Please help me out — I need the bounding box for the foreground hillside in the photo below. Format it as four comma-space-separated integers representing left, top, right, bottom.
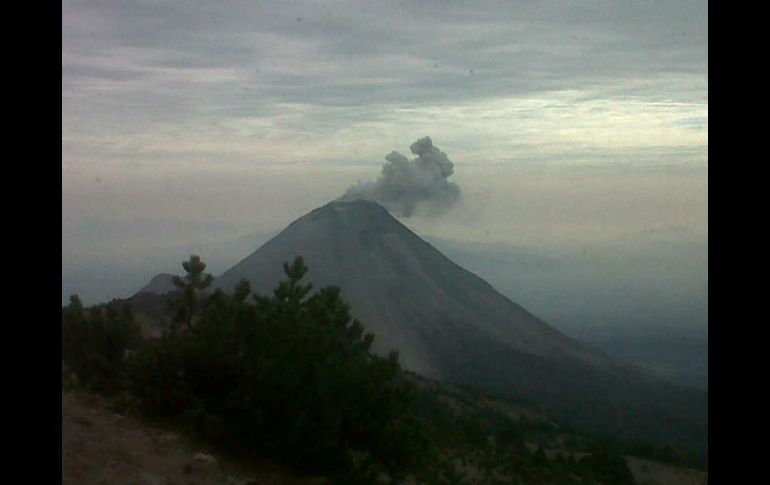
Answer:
62, 389, 322, 485
65, 266, 708, 481
63, 383, 707, 485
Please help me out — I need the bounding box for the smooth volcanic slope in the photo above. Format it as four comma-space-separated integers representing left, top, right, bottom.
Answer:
213, 199, 613, 381
135, 273, 177, 295
188, 199, 704, 457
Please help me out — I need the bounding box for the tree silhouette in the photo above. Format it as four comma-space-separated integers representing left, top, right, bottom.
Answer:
233, 278, 252, 303
273, 256, 313, 304
171, 255, 214, 330
62, 296, 141, 393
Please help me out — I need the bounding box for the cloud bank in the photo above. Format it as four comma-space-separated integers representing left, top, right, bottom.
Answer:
62, 0, 707, 166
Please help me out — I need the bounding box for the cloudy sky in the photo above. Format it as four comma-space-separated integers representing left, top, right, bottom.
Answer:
62, 0, 707, 335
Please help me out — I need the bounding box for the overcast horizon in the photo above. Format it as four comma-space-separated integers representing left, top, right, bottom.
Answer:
63, 1, 707, 339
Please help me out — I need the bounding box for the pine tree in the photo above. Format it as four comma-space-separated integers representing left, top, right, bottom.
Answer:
273, 256, 313, 304
233, 279, 252, 303
271, 256, 313, 323
171, 255, 214, 330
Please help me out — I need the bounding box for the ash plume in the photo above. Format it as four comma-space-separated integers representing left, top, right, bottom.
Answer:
341, 137, 461, 217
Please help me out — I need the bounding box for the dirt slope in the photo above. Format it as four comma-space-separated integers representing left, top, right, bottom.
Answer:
62, 389, 324, 485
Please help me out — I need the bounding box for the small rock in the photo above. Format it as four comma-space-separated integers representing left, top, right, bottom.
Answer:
193, 452, 217, 465
156, 432, 178, 448
185, 452, 220, 477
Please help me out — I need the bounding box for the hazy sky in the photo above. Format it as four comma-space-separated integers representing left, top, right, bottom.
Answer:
62, 0, 707, 334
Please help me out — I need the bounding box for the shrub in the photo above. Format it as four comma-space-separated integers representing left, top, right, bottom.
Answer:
127, 257, 429, 475
62, 296, 142, 394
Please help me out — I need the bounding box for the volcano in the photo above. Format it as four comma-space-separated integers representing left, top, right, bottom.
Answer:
214, 199, 614, 381
132, 198, 706, 456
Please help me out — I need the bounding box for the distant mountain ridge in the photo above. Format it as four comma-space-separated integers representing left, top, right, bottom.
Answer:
135, 273, 177, 295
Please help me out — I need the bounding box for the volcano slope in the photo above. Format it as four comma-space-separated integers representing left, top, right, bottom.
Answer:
207, 199, 706, 459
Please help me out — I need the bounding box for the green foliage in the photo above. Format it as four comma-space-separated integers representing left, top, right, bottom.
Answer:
62, 296, 142, 394
232, 279, 251, 303
62, 254, 696, 482
129, 256, 427, 475
170, 254, 214, 329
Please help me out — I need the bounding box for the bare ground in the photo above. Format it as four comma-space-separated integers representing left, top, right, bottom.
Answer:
626, 456, 707, 485
63, 387, 708, 485
62, 389, 326, 485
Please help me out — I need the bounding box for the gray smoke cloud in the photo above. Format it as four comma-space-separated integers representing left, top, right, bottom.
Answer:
341, 137, 461, 217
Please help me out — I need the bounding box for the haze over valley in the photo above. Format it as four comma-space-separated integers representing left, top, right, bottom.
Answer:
63, 158, 707, 389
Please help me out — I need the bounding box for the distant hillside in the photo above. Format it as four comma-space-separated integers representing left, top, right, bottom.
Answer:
591, 331, 708, 390
424, 236, 709, 391
135, 273, 177, 295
